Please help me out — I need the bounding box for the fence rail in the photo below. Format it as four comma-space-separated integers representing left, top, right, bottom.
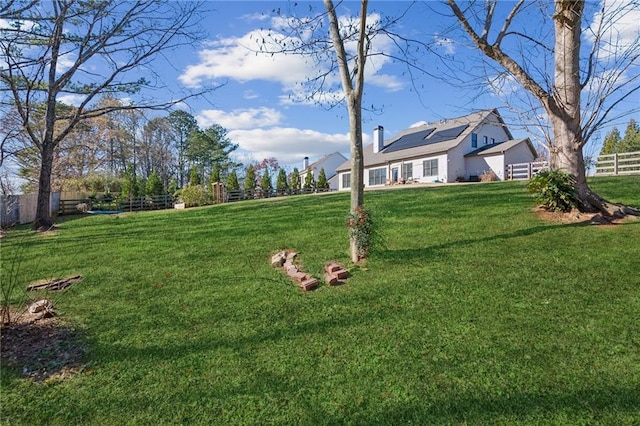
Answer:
59, 194, 175, 215
507, 151, 640, 180
595, 151, 640, 175
506, 161, 549, 180
225, 187, 331, 202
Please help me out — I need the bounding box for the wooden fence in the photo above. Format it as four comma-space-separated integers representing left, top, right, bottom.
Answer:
1, 192, 60, 228
225, 187, 332, 202
594, 151, 640, 175
507, 151, 640, 180
506, 161, 549, 180
59, 194, 175, 215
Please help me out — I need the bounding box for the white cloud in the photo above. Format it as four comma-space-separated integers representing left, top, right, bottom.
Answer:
589, 0, 640, 49
196, 107, 283, 130
434, 35, 456, 56
409, 120, 427, 128
179, 11, 405, 100
179, 29, 311, 88
57, 94, 85, 106
243, 90, 260, 100
229, 127, 358, 164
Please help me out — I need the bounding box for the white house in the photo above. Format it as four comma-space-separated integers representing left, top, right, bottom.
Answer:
335, 109, 537, 190
300, 152, 348, 190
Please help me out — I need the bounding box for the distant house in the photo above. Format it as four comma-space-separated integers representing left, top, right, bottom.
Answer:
335, 109, 536, 190
300, 152, 348, 190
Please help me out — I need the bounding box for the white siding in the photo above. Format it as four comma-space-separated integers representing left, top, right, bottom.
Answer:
465, 155, 506, 180
504, 142, 536, 165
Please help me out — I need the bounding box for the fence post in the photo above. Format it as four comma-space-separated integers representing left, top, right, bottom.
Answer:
527, 163, 532, 179
614, 153, 618, 175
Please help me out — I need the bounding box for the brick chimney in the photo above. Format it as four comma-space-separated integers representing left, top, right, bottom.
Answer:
373, 126, 384, 153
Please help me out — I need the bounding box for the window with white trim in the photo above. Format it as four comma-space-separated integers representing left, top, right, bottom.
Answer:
401, 163, 413, 180
423, 159, 438, 177
368, 168, 386, 185
342, 173, 351, 189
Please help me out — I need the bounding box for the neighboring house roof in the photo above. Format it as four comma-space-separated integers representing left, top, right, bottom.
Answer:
302, 151, 347, 179
336, 109, 513, 172
464, 138, 537, 158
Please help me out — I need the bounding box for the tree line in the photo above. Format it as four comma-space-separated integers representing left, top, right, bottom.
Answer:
599, 119, 640, 156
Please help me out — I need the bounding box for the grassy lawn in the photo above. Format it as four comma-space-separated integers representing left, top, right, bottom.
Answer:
1, 176, 639, 425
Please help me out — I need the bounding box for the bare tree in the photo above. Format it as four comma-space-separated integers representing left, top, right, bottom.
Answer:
445, 0, 640, 217
258, 1, 418, 262
0, 0, 213, 229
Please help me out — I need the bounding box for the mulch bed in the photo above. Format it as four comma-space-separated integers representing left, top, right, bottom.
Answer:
1, 309, 87, 382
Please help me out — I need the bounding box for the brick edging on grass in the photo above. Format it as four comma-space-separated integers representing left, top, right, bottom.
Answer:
271, 250, 349, 291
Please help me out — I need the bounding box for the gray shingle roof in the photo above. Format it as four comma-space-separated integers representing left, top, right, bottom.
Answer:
336, 109, 511, 172
464, 138, 536, 157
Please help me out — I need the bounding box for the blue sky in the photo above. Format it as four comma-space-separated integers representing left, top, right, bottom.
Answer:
35, 1, 640, 172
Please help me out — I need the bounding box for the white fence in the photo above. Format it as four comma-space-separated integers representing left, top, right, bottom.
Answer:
594, 151, 640, 175
506, 161, 549, 180
507, 151, 640, 180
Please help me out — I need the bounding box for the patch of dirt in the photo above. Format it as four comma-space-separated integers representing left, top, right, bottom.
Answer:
0, 309, 87, 382
533, 206, 639, 226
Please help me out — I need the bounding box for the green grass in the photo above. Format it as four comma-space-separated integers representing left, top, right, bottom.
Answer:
2, 176, 639, 425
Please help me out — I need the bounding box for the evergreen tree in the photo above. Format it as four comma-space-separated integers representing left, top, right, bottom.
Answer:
260, 168, 273, 196
168, 178, 179, 195
245, 164, 257, 191
303, 170, 315, 191
276, 168, 289, 194
599, 127, 621, 156
290, 167, 301, 193
188, 166, 201, 186
145, 172, 164, 196
211, 163, 221, 183
317, 167, 329, 190
620, 119, 640, 153
121, 164, 139, 198
227, 170, 240, 190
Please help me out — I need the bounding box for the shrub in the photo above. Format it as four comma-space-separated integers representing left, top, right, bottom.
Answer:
527, 169, 578, 212
177, 185, 214, 207
480, 170, 498, 182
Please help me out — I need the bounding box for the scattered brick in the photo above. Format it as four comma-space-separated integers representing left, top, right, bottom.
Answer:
272, 251, 351, 291
324, 273, 339, 286
271, 251, 287, 267
299, 278, 319, 291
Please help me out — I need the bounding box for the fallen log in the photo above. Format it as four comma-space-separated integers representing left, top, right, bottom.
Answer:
27, 275, 84, 292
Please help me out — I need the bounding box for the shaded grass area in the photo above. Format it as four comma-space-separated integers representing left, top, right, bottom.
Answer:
1, 176, 639, 424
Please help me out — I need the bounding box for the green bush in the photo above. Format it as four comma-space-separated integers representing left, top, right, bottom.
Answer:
527, 169, 578, 212
177, 185, 214, 207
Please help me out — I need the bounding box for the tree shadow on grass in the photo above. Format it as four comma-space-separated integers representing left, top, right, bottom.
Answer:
304, 385, 640, 424
377, 222, 590, 263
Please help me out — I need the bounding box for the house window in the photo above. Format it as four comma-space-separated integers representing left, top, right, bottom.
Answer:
368, 168, 386, 186
423, 159, 438, 177
490, 137, 495, 144
483, 136, 488, 145
401, 163, 413, 180
342, 173, 351, 189
471, 133, 478, 148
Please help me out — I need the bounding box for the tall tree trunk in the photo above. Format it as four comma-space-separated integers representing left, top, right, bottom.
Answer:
550, 1, 606, 214
348, 95, 365, 263
34, 142, 55, 230
325, 0, 368, 263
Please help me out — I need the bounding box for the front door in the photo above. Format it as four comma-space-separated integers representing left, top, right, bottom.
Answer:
392, 167, 399, 183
